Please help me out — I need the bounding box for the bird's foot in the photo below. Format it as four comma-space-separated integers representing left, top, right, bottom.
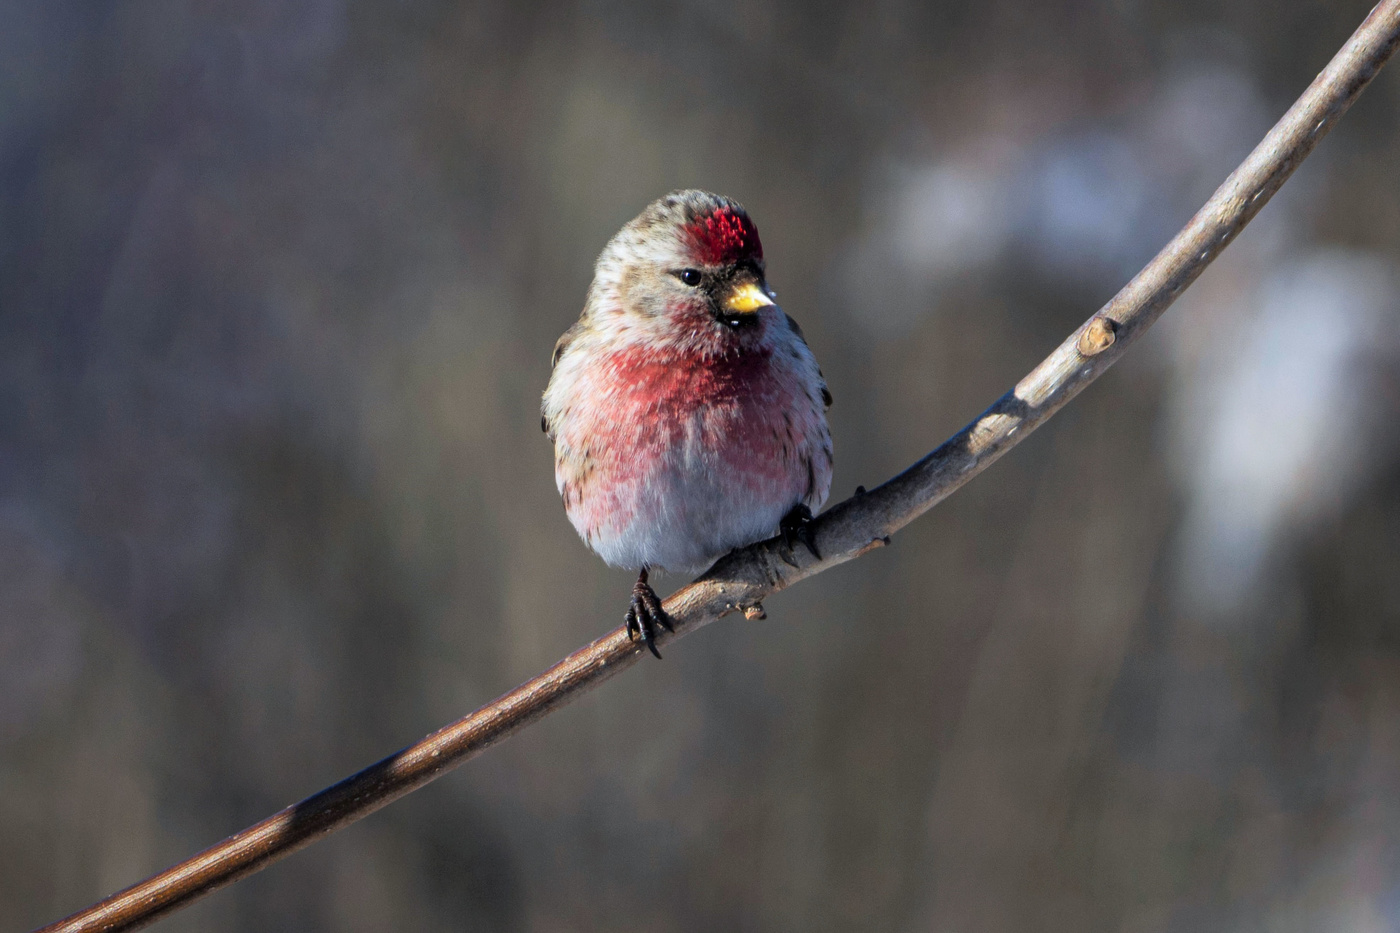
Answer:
624, 568, 673, 659
780, 503, 821, 563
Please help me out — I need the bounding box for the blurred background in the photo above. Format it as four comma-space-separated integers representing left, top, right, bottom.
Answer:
4, 1, 1400, 930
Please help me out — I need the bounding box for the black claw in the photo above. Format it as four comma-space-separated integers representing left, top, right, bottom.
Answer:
625, 570, 671, 659
780, 503, 821, 560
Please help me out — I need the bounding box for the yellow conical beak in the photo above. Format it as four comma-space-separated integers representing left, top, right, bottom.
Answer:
724, 281, 775, 314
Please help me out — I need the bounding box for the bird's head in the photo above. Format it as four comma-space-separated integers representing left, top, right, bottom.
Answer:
587, 190, 777, 345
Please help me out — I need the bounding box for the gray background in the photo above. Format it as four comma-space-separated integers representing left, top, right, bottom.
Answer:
5, 1, 1400, 930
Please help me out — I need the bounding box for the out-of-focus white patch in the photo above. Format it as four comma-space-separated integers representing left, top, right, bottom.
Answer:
1144, 62, 1269, 185
839, 158, 1014, 338
1171, 250, 1400, 617
890, 162, 1014, 278
838, 58, 1269, 336
1253, 863, 1400, 933
1020, 133, 1148, 281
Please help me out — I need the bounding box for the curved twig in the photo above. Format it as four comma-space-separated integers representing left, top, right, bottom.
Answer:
34, 3, 1400, 931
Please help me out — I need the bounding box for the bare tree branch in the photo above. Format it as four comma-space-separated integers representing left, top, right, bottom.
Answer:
33, 3, 1400, 931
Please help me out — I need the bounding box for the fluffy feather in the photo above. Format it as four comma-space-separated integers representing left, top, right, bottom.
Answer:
543, 190, 832, 574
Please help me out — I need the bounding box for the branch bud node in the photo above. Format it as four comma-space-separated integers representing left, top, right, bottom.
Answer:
1078, 317, 1118, 357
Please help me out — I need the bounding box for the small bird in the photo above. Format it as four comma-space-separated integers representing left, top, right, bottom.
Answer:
542, 190, 833, 657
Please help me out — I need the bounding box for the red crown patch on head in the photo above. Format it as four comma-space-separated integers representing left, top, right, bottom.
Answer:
686, 207, 763, 265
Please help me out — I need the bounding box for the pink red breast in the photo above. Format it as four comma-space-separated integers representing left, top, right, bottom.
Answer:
553, 324, 830, 570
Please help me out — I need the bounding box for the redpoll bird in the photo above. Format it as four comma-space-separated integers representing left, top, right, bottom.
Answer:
542, 190, 833, 657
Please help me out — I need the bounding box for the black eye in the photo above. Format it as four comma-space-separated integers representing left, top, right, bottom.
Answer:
679, 269, 702, 286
